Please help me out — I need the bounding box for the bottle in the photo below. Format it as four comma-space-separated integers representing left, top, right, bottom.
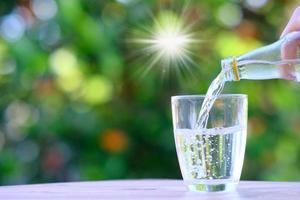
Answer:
222, 31, 300, 82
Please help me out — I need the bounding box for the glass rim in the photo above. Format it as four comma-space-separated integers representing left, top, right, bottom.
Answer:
171, 94, 247, 101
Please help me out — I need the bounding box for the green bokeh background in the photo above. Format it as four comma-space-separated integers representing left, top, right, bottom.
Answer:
0, 0, 299, 185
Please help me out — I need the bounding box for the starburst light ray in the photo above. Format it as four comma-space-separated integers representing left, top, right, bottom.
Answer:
130, 10, 200, 78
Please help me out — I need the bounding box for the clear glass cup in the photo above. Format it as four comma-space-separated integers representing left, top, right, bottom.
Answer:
171, 94, 247, 192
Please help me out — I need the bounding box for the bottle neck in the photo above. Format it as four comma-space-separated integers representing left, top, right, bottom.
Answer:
221, 57, 240, 82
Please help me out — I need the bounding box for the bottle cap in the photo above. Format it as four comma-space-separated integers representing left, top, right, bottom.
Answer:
232, 57, 240, 81
221, 57, 240, 81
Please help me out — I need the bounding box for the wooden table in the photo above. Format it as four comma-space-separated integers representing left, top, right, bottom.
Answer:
0, 180, 299, 199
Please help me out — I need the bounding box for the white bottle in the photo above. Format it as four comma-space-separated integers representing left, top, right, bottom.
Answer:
222, 31, 300, 82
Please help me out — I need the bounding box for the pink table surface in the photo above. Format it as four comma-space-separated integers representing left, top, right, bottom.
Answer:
0, 179, 299, 200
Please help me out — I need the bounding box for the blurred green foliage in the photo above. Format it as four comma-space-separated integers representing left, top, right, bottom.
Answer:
0, 0, 299, 185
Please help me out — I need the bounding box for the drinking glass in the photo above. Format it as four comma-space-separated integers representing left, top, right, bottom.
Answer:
171, 94, 247, 192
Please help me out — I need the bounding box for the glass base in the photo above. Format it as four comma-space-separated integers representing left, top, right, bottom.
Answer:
188, 182, 236, 192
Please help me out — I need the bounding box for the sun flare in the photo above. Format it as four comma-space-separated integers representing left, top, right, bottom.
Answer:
131, 11, 199, 76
